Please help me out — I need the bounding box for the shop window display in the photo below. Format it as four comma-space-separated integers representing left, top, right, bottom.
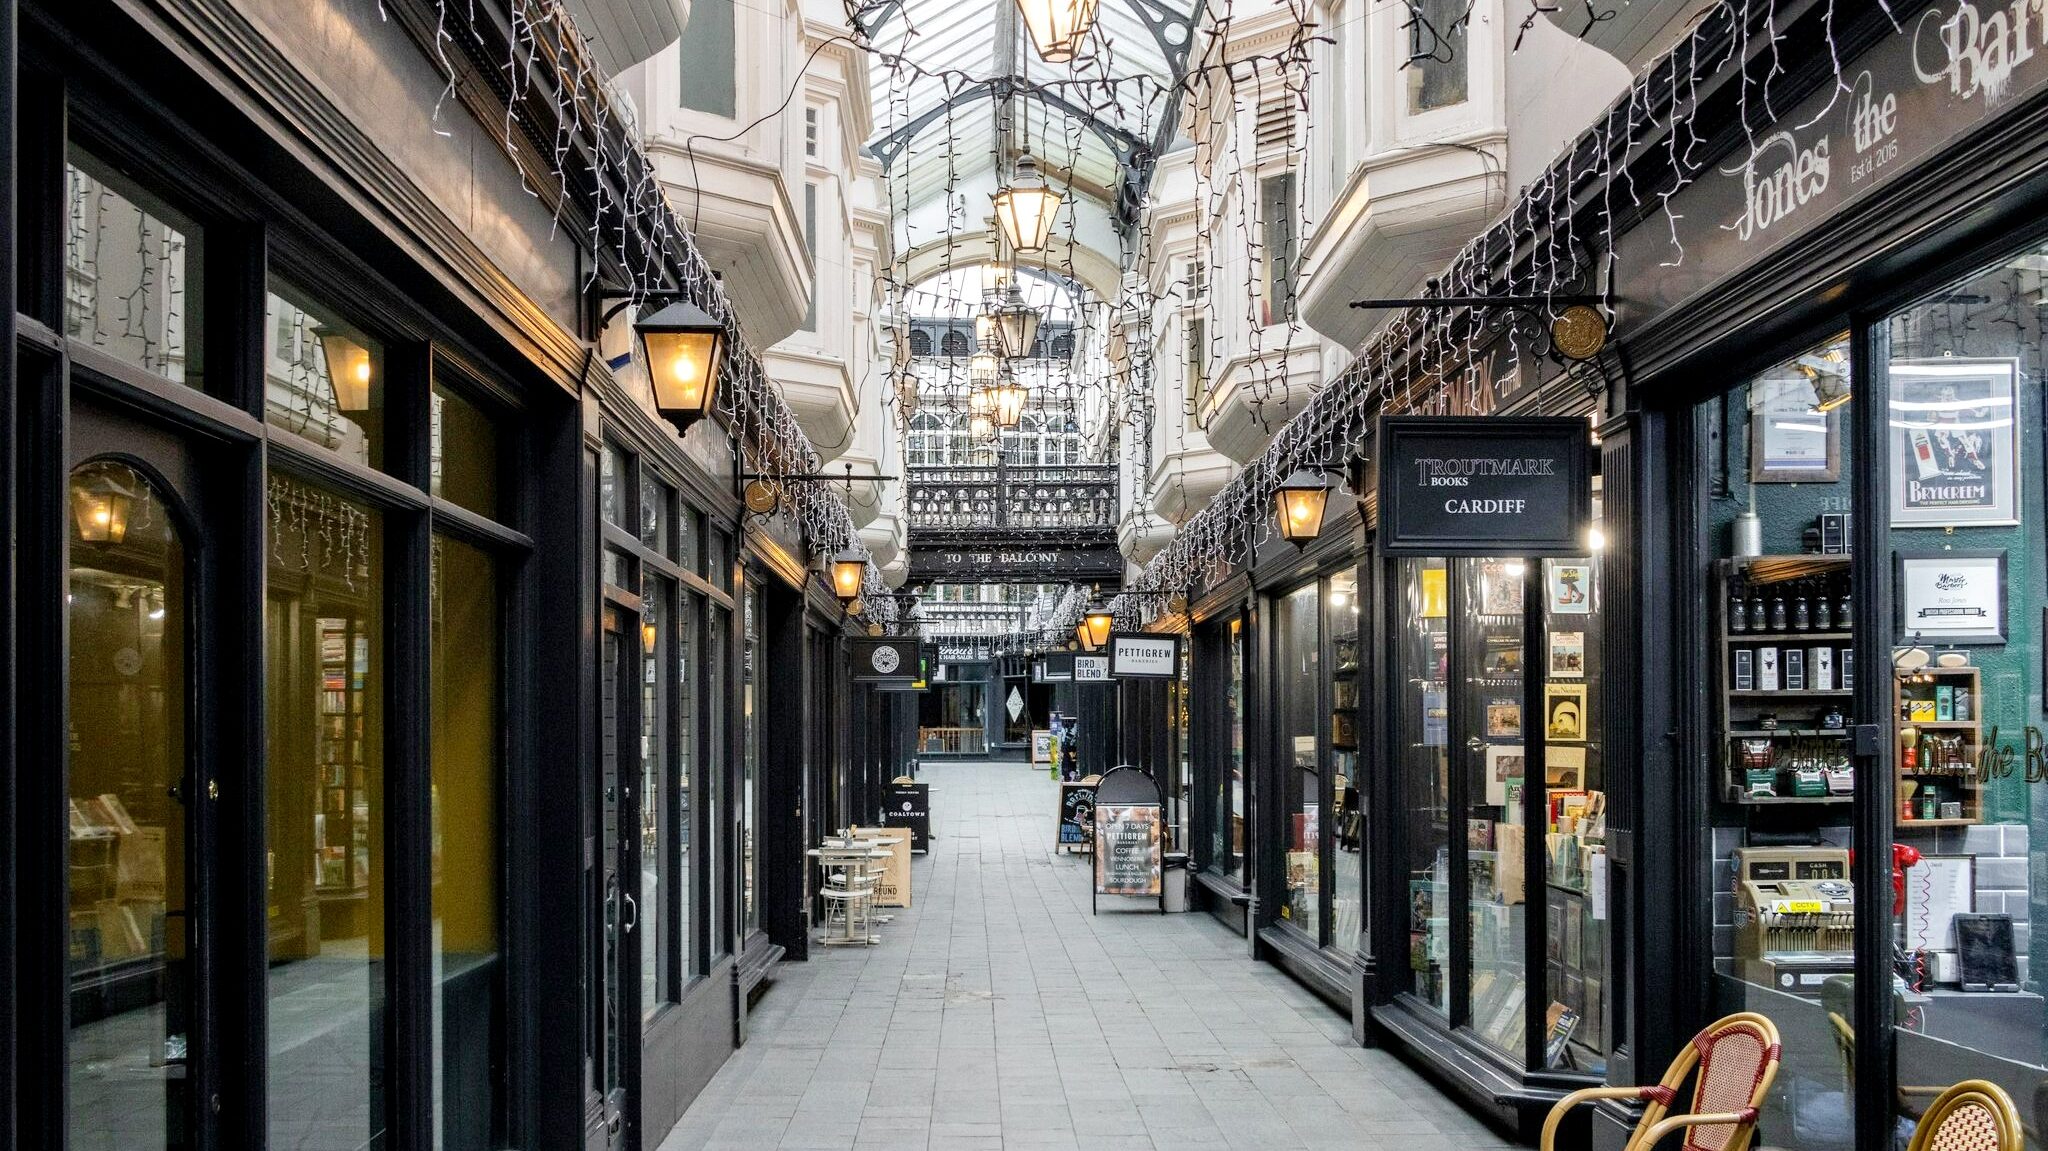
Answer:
1279, 583, 1322, 933
1882, 243, 2048, 1136
1204, 616, 1247, 880
1329, 571, 1364, 956
430, 535, 504, 1150
264, 475, 387, 1149
742, 588, 760, 936
1400, 557, 1451, 1015
1396, 540, 1607, 1068
1540, 552, 1605, 1073
1704, 334, 1862, 1147
642, 575, 673, 1017
708, 608, 729, 954
1459, 558, 1533, 1060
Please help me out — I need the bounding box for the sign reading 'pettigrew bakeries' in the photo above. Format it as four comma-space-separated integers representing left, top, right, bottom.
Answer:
1108, 634, 1179, 679
1377, 417, 1592, 556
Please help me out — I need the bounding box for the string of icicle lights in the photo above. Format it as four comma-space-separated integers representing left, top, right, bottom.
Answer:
391, 0, 1895, 640
1108, 0, 1895, 632
396, 0, 897, 623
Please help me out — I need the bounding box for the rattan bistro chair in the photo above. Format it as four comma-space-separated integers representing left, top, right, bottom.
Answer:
1540, 1012, 1781, 1151
1907, 1080, 2024, 1151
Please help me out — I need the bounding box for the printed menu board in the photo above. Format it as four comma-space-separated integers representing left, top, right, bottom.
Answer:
1094, 804, 1162, 897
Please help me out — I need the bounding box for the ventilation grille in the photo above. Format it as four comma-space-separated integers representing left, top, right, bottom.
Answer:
1256, 96, 1295, 149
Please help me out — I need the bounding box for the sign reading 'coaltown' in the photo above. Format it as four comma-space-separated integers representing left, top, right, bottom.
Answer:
1377, 417, 1593, 556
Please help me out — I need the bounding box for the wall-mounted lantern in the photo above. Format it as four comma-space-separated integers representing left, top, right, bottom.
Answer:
1274, 468, 1334, 546
635, 299, 728, 432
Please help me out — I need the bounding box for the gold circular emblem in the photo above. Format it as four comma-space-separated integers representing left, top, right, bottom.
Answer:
1550, 305, 1608, 361
743, 479, 779, 515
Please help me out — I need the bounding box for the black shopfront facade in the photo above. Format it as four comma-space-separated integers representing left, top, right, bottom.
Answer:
1175, 1, 2048, 1144
0, 1, 860, 1149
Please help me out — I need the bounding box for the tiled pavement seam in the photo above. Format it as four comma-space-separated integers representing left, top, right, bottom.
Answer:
655, 760, 1526, 1151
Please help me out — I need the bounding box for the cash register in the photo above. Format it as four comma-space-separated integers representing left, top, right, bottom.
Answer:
1734, 846, 1857, 997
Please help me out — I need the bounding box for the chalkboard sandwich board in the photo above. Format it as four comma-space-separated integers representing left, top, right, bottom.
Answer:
885, 782, 930, 852
1058, 781, 1096, 853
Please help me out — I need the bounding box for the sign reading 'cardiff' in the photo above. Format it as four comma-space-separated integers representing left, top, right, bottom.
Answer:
1377, 416, 1592, 556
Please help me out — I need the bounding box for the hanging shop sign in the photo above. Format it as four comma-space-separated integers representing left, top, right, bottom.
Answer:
1377, 417, 1593, 557
851, 637, 921, 683
1073, 654, 1111, 682
911, 545, 1122, 581
1618, 2, 2048, 320
1107, 633, 1180, 679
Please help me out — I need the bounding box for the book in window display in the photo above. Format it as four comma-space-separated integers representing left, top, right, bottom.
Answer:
1479, 561, 1525, 615
1544, 684, 1588, 742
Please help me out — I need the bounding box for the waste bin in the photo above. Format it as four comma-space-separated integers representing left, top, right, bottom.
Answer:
1163, 852, 1190, 912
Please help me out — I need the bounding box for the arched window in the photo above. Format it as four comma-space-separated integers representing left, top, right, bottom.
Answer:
908, 411, 943, 467
1049, 333, 1074, 360
908, 328, 932, 356
939, 329, 969, 357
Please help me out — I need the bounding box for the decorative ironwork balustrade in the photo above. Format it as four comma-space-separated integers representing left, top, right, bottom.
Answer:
906, 463, 1118, 535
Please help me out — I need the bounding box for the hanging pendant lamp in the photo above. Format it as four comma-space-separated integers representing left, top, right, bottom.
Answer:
991, 281, 1042, 359
1014, 0, 1101, 63
992, 156, 1061, 254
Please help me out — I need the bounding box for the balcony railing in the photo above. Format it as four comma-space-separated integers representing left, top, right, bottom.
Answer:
907, 463, 1118, 533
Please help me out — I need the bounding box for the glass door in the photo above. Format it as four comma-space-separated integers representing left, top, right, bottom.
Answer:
1458, 558, 1531, 1057
64, 411, 215, 1150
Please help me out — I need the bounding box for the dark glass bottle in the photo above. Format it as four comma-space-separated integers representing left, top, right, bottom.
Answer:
1769, 595, 1789, 632
1750, 595, 1767, 632
1837, 589, 1853, 628
1793, 591, 1811, 631
1730, 592, 1748, 633
1815, 594, 1833, 631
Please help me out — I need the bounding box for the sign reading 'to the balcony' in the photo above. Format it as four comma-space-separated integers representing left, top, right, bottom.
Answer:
1377, 416, 1593, 557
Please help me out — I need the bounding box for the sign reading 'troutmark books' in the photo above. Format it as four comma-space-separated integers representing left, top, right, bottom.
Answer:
1377, 416, 1592, 557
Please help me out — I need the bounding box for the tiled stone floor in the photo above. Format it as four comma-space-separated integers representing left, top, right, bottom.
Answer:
656, 759, 1524, 1151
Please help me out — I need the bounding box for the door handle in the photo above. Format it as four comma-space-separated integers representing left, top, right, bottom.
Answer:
621, 892, 638, 934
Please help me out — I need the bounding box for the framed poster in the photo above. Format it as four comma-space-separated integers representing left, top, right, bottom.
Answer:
1895, 550, 2007, 645
1544, 560, 1593, 615
1750, 375, 1842, 482
1485, 698, 1522, 740
1485, 745, 1525, 805
1545, 684, 1589, 743
1888, 358, 2019, 527
1548, 630, 1585, 678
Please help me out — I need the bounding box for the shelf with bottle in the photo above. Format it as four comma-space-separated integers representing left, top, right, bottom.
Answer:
1895, 663, 1982, 826
1721, 555, 1854, 637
